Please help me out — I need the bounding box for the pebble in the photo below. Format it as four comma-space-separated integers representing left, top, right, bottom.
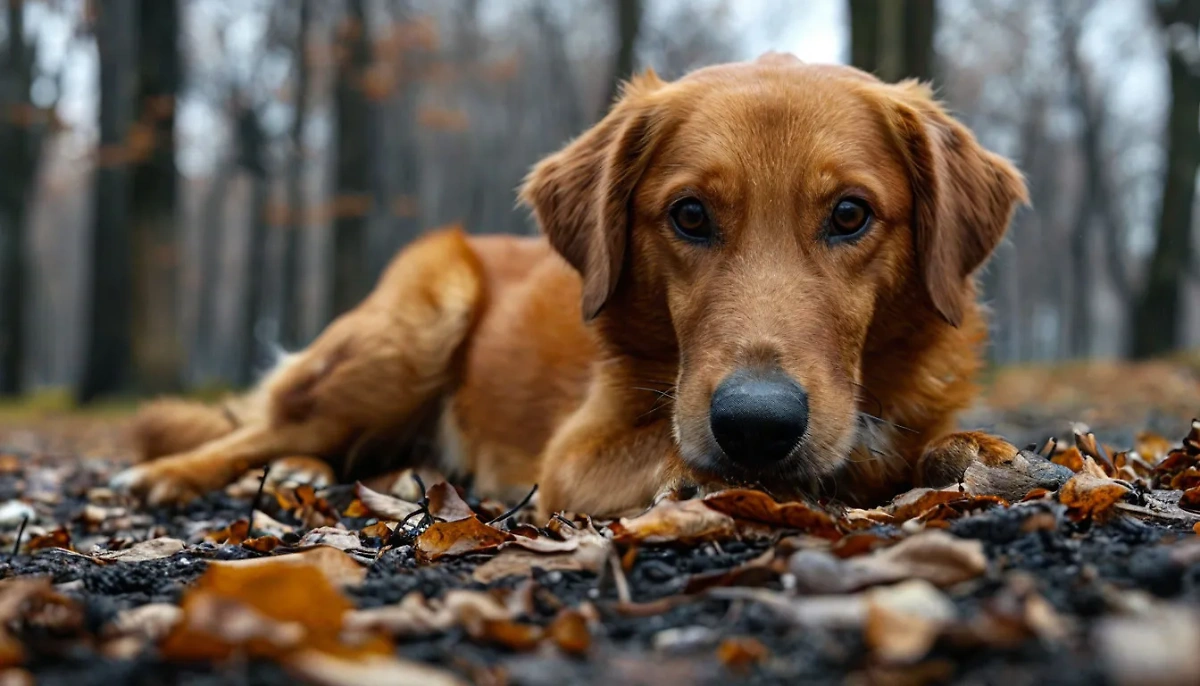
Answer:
0, 500, 35, 528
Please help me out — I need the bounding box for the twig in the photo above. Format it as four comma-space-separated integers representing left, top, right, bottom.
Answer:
552, 513, 578, 529
11, 515, 27, 556
487, 484, 538, 525
247, 464, 271, 535
608, 551, 631, 605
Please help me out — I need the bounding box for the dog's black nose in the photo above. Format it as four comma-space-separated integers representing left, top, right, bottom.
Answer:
709, 369, 809, 465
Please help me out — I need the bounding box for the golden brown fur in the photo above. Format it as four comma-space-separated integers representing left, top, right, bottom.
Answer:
115, 55, 1028, 518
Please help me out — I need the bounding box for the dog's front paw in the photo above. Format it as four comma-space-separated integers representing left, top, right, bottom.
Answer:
914, 431, 1019, 489
110, 460, 209, 507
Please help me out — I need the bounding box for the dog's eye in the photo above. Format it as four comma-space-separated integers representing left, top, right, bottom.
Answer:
669, 199, 714, 243
829, 198, 873, 239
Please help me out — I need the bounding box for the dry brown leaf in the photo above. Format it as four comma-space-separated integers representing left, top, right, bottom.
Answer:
297, 527, 362, 551
472, 619, 543, 651
103, 603, 182, 642
161, 556, 389, 663
288, 651, 467, 686
211, 545, 368, 586
242, 536, 282, 554
1135, 431, 1173, 466
609, 498, 737, 545
353, 482, 421, 521
702, 489, 841, 540
1181, 486, 1200, 512
93, 537, 184, 563
717, 636, 769, 669
788, 530, 986, 594
345, 589, 518, 638
1058, 473, 1130, 519
1095, 606, 1200, 686
342, 499, 370, 518
888, 488, 969, 522
0, 578, 84, 667
360, 521, 393, 539
426, 482, 475, 522
547, 608, 591, 656
205, 519, 249, 545
1052, 446, 1085, 473
415, 516, 513, 562
863, 579, 956, 664
472, 532, 611, 583
25, 527, 72, 552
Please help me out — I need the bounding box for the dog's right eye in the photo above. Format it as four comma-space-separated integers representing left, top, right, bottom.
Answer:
669, 199, 715, 244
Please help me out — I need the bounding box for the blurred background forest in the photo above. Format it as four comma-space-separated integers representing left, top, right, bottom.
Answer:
0, 0, 1197, 405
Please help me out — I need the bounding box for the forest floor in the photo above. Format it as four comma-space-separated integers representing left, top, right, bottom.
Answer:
0, 358, 1198, 685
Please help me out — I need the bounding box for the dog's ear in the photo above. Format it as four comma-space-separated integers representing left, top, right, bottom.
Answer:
519, 71, 666, 321
876, 81, 1029, 327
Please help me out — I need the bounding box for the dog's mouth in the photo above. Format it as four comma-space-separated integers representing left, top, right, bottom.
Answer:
675, 423, 838, 501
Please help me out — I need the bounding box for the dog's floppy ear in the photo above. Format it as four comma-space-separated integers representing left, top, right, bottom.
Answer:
519, 71, 666, 321
876, 81, 1029, 327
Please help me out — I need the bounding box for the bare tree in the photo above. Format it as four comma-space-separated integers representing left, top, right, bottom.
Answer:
330, 0, 374, 318
236, 101, 270, 386
0, 0, 35, 395
79, 0, 138, 403
277, 0, 311, 349
849, 0, 937, 82
1132, 0, 1200, 358
602, 0, 642, 115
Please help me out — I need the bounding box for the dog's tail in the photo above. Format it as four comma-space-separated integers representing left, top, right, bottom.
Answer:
127, 397, 242, 461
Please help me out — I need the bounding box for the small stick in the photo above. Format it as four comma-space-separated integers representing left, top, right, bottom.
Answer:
552, 513, 578, 530
608, 552, 631, 605
487, 484, 538, 525
12, 515, 28, 556
248, 464, 271, 534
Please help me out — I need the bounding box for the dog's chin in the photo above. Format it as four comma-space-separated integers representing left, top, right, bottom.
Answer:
676, 431, 842, 500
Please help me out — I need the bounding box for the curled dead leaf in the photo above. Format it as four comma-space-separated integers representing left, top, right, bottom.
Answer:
211, 545, 369, 587
414, 516, 513, 562
93, 537, 184, 563
353, 482, 421, 521
24, 527, 71, 553
345, 588, 525, 639
1058, 473, 1130, 519
472, 524, 611, 583
788, 530, 986, 594
702, 489, 841, 540
205, 519, 249, 545
425, 482, 475, 522
609, 498, 736, 546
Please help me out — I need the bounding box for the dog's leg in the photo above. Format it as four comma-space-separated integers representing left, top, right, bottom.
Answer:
114, 227, 487, 506
111, 419, 352, 507
913, 430, 1020, 489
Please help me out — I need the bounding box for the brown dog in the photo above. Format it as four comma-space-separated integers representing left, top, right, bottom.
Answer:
112, 54, 1028, 519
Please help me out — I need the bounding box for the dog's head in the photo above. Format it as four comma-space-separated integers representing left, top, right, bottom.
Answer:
520, 54, 1027, 493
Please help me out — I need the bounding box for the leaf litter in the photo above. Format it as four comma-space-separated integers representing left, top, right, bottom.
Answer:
0, 414, 1199, 683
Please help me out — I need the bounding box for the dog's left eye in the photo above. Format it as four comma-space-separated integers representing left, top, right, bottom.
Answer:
669, 199, 715, 244
829, 198, 873, 239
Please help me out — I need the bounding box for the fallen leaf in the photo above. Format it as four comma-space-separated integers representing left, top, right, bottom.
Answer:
888, 488, 969, 522
205, 519, 250, 545
93, 537, 185, 563
343, 499, 370, 518
684, 548, 778, 593
415, 516, 513, 562
471, 527, 612, 583
1052, 446, 1085, 473
1134, 431, 1173, 466
243, 536, 282, 554
211, 545, 369, 586
288, 651, 466, 686
609, 498, 736, 545
473, 619, 543, 651
426, 482, 475, 522
717, 636, 769, 670
547, 608, 591, 656
104, 603, 182, 642
702, 489, 841, 540
354, 481, 421, 521
297, 527, 362, 551
788, 530, 986, 594
1058, 473, 1130, 519
864, 579, 956, 664
161, 555, 389, 663
24, 526, 71, 552
345, 589, 518, 638
1094, 606, 1200, 686
963, 450, 1074, 502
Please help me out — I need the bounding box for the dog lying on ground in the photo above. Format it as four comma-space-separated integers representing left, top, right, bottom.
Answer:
113, 54, 1028, 519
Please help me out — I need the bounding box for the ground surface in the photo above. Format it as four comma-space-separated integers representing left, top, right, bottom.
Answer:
0, 360, 1197, 686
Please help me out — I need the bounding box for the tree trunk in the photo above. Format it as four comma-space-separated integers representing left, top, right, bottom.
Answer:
79, 0, 138, 403
1132, 3, 1200, 358
278, 0, 311, 349
129, 0, 182, 393
331, 0, 373, 319
602, 0, 642, 115
901, 0, 936, 82
0, 0, 33, 395
848, 0, 880, 74
237, 105, 270, 386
